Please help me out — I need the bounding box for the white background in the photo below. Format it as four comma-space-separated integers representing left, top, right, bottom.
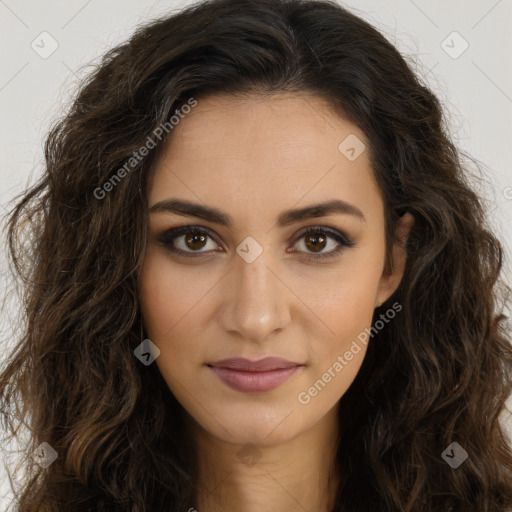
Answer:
1, 0, 511, 507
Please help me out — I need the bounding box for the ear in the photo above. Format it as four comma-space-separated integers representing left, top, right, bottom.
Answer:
375, 212, 415, 308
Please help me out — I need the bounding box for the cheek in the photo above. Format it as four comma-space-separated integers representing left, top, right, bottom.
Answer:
138, 253, 175, 339
297, 285, 378, 412
307, 247, 385, 338
301, 242, 386, 386
137, 248, 218, 388
138, 253, 197, 394
138, 232, 386, 392
306, 283, 376, 383
138, 247, 212, 339
326, 271, 381, 341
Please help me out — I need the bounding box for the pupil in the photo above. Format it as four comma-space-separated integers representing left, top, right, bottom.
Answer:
305, 233, 326, 252
183, 232, 328, 253
186, 233, 206, 250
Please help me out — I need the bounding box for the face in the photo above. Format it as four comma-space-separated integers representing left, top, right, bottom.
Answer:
138, 92, 411, 447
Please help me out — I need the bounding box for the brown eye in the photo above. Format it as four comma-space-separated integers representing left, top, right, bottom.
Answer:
184, 232, 208, 251
158, 226, 220, 256
291, 227, 355, 261
304, 232, 328, 253
158, 225, 355, 261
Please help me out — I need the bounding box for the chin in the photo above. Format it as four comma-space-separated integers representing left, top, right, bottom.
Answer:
191, 405, 301, 445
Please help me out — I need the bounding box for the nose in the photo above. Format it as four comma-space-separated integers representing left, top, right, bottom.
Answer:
217, 249, 292, 343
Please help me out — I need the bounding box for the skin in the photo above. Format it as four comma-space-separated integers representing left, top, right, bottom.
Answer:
138, 92, 415, 512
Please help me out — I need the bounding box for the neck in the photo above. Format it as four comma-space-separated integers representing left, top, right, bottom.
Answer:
188, 405, 342, 512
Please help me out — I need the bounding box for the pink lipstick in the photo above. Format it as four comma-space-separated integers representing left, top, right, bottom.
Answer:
206, 357, 303, 393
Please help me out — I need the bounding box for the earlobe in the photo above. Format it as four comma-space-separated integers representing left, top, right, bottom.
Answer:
375, 212, 415, 307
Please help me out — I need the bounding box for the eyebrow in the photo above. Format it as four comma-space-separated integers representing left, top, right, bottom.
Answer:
149, 198, 366, 226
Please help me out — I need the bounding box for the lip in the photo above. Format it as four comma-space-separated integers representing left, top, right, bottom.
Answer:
208, 357, 302, 371
207, 357, 304, 393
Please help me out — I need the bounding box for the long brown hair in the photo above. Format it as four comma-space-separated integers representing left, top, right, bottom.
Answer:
1, 0, 511, 510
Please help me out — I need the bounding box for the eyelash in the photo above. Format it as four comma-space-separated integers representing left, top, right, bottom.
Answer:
157, 225, 355, 261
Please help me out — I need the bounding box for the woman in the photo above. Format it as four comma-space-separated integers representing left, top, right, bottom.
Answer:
1, 0, 511, 510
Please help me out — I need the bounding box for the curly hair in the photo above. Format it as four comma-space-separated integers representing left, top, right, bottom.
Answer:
1, 0, 511, 510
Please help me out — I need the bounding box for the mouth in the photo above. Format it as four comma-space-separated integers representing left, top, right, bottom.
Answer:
206, 357, 304, 393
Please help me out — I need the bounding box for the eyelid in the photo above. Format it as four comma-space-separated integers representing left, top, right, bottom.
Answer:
288, 226, 355, 261
292, 225, 354, 247
157, 224, 355, 259
157, 225, 221, 256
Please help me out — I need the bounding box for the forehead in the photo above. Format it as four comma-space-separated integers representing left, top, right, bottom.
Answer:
148, 92, 383, 225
